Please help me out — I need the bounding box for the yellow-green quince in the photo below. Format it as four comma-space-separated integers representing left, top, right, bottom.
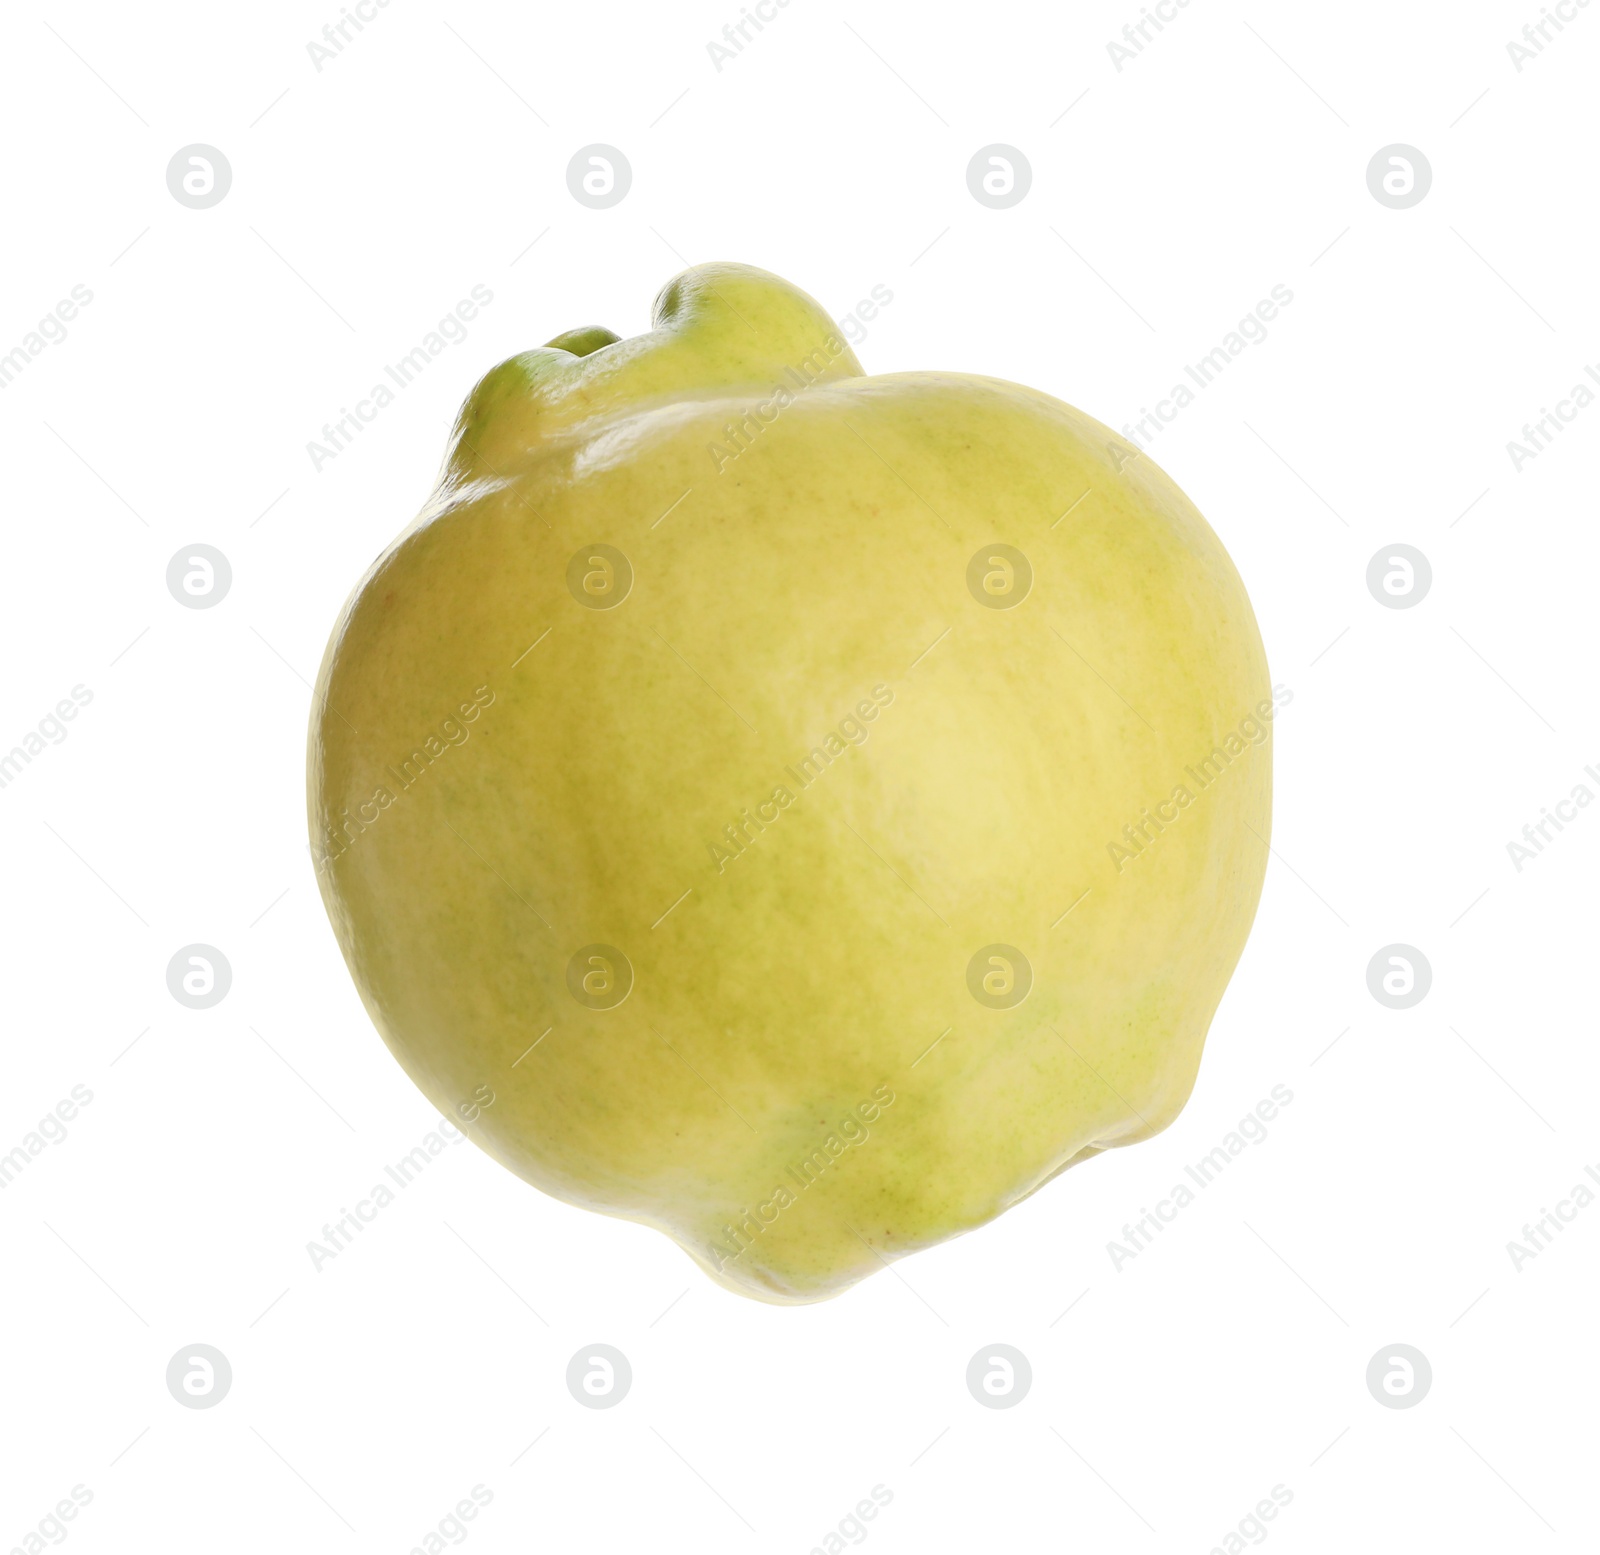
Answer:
308, 262, 1274, 1304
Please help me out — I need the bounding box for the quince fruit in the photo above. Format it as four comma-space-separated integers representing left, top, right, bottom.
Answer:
309, 263, 1273, 1304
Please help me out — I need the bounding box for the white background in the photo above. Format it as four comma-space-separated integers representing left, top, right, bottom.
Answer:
2, 0, 1596, 1550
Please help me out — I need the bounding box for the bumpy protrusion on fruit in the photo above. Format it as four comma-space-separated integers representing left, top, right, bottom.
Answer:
544, 326, 621, 358
444, 264, 863, 481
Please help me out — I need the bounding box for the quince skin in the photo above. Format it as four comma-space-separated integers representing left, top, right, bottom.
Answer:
308, 263, 1273, 1304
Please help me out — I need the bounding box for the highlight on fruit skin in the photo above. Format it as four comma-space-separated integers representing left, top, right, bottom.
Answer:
308, 261, 1273, 1304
